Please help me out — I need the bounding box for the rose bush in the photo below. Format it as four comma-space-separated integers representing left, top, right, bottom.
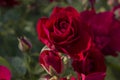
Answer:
36, 0, 120, 80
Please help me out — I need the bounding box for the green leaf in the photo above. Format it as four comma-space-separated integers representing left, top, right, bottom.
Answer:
0, 56, 12, 71
105, 56, 120, 71
43, 2, 58, 13
105, 55, 120, 80
105, 66, 116, 80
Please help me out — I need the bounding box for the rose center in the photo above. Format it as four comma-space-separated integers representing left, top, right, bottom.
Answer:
55, 18, 69, 33
59, 21, 68, 32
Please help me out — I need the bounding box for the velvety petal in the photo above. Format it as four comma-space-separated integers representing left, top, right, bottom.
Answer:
50, 7, 64, 18
51, 17, 79, 45
81, 72, 106, 80
89, 11, 119, 56
67, 34, 91, 59
51, 24, 72, 44
89, 11, 113, 35
72, 47, 106, 75
64, 6, 80, 17
59, 18, 92, 59
80, 10, 96, 25
84, 47, 106, 74
110, 21, 120, 52
37, 18, 53, 47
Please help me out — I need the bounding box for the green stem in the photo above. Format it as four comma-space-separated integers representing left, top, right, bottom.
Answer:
23, 53, 34, 80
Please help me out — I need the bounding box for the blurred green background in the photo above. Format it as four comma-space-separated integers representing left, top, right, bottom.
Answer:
0, 0, 120, 80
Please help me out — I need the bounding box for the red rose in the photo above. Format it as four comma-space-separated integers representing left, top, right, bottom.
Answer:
72, 47, 106, 76
0, 65, 11, 80
0, 0, 20, 7
37, 7, 91, 59
89, 10, 120, 56
39, 50, 63, 75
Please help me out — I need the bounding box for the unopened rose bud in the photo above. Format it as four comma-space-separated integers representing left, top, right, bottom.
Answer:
18, 36, 32, 52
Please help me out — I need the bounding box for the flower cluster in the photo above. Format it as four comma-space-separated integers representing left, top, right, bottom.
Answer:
37, 0, 120, 80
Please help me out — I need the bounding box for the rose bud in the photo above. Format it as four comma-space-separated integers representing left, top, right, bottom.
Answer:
37, 6, 91, 59
18, 36, 32, 52
72, 47, 106, 79
0, 0, 20, 7
0, 65, 11, 80
39, 50, 63, 75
